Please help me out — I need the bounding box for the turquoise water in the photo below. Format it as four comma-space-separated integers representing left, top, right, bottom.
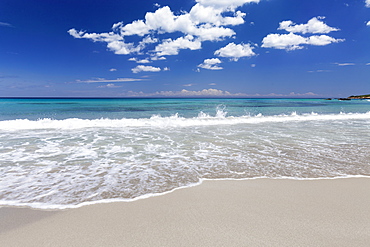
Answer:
1, 98, 370, 120
0, 98, 370, 209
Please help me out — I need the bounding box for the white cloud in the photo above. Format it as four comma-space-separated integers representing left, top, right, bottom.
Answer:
68, 29, 121, 43
308, 35, 344, 46
334, 63, 355, 66
129, 57, 151, 63
176, 88, 232, 96
98, 83, 122, 88
0, 22, 13, 27
214, 42, 256, 61
109, 68, 117, 72
154, 35, 202, 56
106, 41, 139, 55
262, 33, 306, 50
288, 92, 318, 97
198, 58, 223, 70
146, 6, 181, 33
261, 17, 344, 51
262, 33, 344, 50
69, 0, 258, 58
194, 25, 235, 41
196, 0, 259, 11
367, 21, 370, 26
121, 89, 318, 98
278, 17, 339, 34
308, 70, 331, 73
137, 59, 151, 63
260, 92, 319, 97
190, 4, 246, 26
68, 29, 141, 55
132, 65, 161, 73
115, 20, 150, 36
75, 78, 145, 83
126, 4, 239, 42
147, 88, 237, 97
123, 88, 235, 97
366, 0, 370, 7
151, 56, 166, 61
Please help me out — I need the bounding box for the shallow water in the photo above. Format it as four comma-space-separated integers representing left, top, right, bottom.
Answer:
0, 98, 369, 209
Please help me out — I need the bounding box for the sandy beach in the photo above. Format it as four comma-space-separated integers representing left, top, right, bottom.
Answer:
1, 178, 370, 246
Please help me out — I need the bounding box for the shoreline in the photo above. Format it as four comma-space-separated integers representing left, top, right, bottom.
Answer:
1, 175, 369, 210
1, 177, 370, 246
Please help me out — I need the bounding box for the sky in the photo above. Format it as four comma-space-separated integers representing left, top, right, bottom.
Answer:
1, 0, 370, 98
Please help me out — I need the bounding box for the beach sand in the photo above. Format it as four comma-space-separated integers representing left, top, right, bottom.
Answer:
1, 178, 370, 246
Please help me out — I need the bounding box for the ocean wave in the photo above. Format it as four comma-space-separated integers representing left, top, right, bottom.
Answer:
1, 110, 370, 210
1, 111, 370, 130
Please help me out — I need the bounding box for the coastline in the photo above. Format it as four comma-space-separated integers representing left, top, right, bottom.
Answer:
1, 178, 370, 246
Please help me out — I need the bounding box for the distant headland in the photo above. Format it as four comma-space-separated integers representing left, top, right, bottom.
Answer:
347, 94, 370, 99
324, 94, 370, 101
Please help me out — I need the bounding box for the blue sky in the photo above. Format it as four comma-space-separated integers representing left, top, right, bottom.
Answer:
1, 0, 370, 97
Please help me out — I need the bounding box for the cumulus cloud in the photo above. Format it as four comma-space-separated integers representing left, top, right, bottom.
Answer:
98, 83, 122, 88
151, 56, 166, 61
171, 88, 232, 96
262, 33, 344, 50
196, 0, 260, 11
367, 21, 370, 26
366, 0, 370, 7
129, 57, 151, 63
278, 17, 339, 34
214, 42, 256, 61
154, 35, 202, 56
262, 33, 306, 50
198, 58, 223, 70
262, 16, 344, 50
121, 88, 318, 98
126, 88, 239, 97
132, 65, 162, 73
257, 92, 319, 97
68, 28, 141, 55
69, 0, 259, 59
74, 78, 145, 83
189, 3, 246, 27
288, 92, 317, 97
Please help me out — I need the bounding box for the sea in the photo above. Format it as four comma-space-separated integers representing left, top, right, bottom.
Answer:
0, 98, 369, 209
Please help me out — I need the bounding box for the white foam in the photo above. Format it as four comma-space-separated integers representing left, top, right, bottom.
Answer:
0, 111, 369, 130
1, 110, 370, 210
2, 176, 370, 210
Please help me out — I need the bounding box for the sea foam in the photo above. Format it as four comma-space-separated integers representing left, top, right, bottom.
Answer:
0, 111, 369, 130
1, 110, 370, 209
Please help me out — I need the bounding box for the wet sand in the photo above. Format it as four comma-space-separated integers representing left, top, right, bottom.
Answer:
1, 178, 370, 246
